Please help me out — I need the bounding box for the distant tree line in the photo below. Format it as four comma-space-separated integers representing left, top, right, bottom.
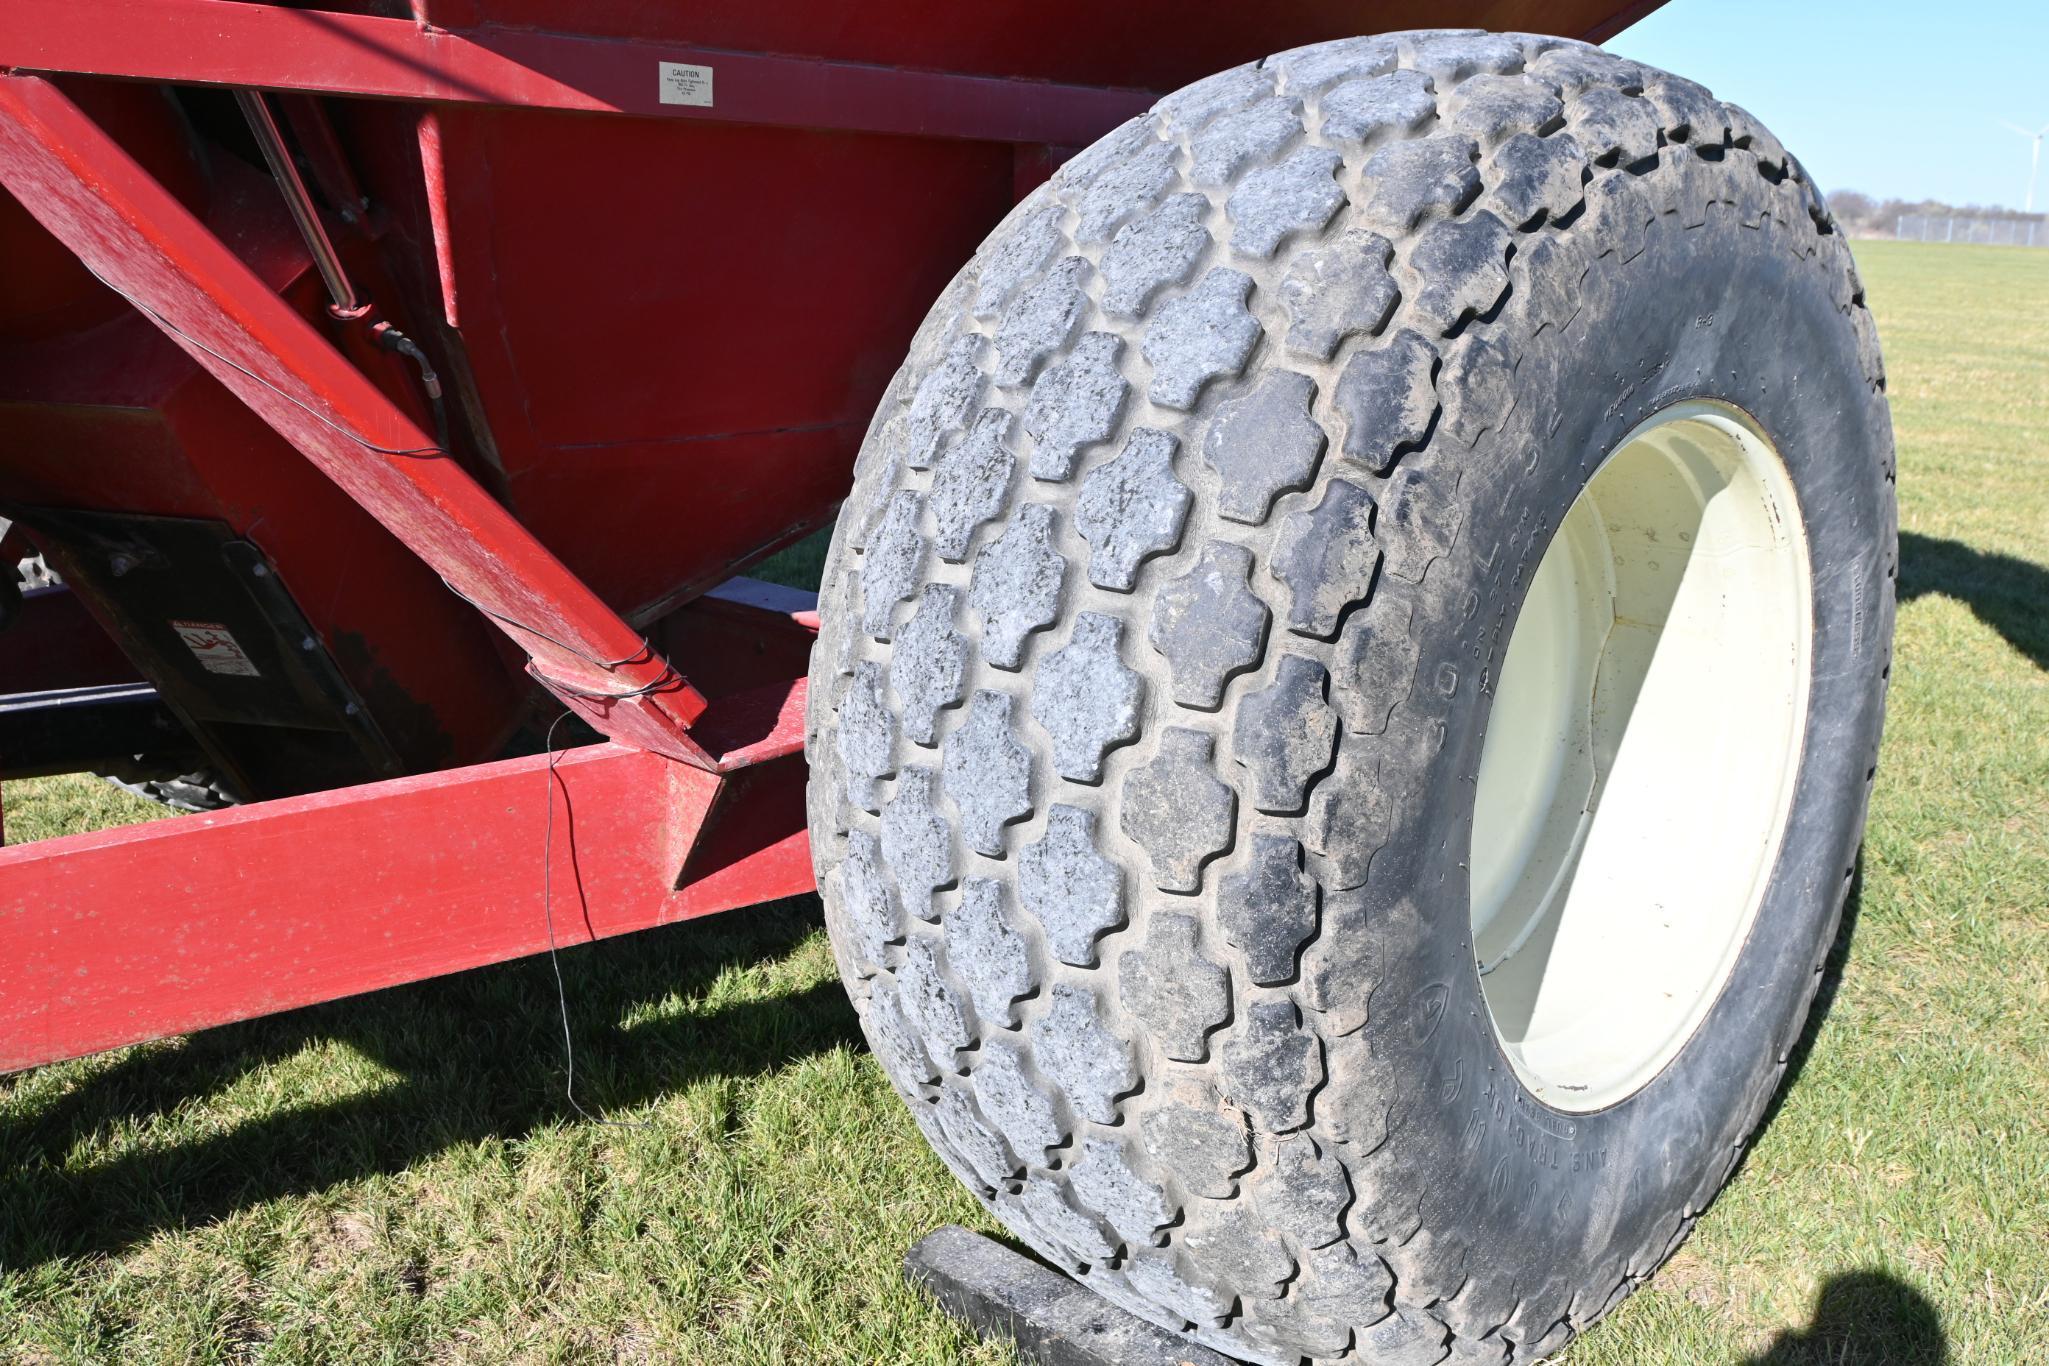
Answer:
1825, 191, 2047, 238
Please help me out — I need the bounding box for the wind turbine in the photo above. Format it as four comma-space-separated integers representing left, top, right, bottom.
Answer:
2001, 120, 2049, 214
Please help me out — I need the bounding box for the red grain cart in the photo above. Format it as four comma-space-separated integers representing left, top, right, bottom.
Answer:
1, 3, 1895, 1359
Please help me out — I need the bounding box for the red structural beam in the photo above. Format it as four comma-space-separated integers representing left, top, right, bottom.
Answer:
0, 0, 1156, 145
0, 73, 719, 766
0, 686, 812, 1073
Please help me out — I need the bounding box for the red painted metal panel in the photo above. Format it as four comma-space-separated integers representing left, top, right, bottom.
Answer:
364, 100, 1016, 617
0, 161, 525, 773
0, 0, 1669, 1067
470, 119, 1004, 450
0, 0, 1669, 636
0, 73, 716, 764
0, 79, 206, 345
0, 685, 812, 1074
443, 0, 1666, 87
0, 0, 1665, 109
0, 0, 1156, 144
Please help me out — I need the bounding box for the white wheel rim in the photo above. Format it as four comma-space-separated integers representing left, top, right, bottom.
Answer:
1469, 401, 1813, 1113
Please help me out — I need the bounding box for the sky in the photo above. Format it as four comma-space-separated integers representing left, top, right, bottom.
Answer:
1606, 0, 2049, 210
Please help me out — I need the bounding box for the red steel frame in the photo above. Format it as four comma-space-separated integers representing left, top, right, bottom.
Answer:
0, 73, 724, 767
0, 0, 1155, 146
0, 728, 811, 1073
0, 0, 1657, 1074
0, 57, 828, 1070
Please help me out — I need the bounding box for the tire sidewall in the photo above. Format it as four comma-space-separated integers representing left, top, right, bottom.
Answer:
803, 34, 1900, 1357
1353, 175, 1893, 1296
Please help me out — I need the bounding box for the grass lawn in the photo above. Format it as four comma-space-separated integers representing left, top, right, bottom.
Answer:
4, 239, 2046, 1364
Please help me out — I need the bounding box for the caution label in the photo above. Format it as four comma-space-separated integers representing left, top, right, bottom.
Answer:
171, 620, 261, 677
657, 61, 714, 108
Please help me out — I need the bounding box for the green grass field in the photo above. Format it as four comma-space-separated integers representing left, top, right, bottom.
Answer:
3, 239, 2045, 1364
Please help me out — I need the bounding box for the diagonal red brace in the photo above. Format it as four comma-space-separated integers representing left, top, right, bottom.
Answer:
0, 72, 716, 767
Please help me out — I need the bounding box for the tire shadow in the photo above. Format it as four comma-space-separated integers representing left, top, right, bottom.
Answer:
1898, 530, 2049, 671
1744, 524, 2049, 1138
1740, 1268, 1947, 1365
0, 895, 860, 1269
1733, 529, 2042, 1158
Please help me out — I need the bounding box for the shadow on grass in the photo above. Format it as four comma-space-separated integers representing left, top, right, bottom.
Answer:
0, 895, 857, 1269
1741, 1269, 1947, 1365
1713, 873, 1948, 1364
1899, 530, 2049, 670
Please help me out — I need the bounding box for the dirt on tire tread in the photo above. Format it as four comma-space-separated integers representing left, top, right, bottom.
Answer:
805, 31, 1888, 1364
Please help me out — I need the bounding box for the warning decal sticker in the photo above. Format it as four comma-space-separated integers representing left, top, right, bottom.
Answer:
657, 61, 714, 107
170, 620, 262, 677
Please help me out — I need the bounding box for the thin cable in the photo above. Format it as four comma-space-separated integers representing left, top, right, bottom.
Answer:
436, 579, 689, 703
532, 670, 679, 703
89, 256, 671, 1122
438, 575, 659, 672
540, 711, 652, 1130
81, 269, 687, 697
81, 263, 448, 459
440, 577, 682, 701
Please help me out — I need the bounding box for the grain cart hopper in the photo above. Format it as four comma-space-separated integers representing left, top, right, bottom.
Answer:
0, 2, 1895, 1359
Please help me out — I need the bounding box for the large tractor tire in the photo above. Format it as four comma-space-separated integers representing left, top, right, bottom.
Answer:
806, 30, 1893, 1364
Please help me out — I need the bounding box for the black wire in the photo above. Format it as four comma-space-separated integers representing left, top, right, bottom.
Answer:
133, 271, 679, 697
90, 256, 676, 1123
81, 267, 693, 697
534, 670, 680, 702
540, 711, 652, 1130
374, 326, 452, 454
437, 575, 660, 673
82, 263, 450, 459
90, 261, 681, 689
437, 577, 684, 702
